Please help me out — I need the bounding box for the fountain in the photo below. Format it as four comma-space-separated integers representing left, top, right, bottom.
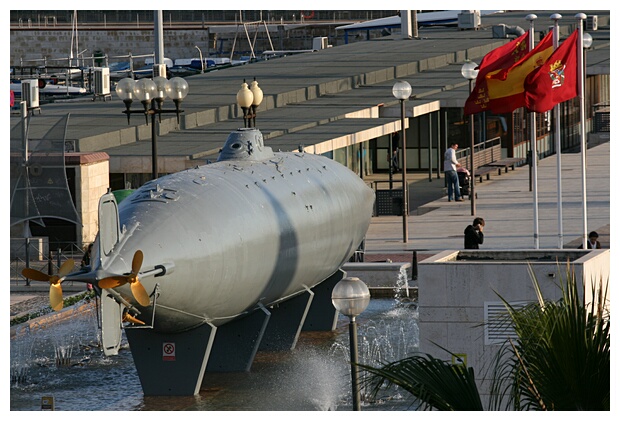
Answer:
11, 278, 420, 410
10, 333, 33, 386
343, 261, 416, 300
10, 299, 100, 381
330, 299, 419, 409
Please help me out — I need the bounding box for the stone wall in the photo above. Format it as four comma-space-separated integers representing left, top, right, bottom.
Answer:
10, 26, 337, 67
70, 153, 110, 246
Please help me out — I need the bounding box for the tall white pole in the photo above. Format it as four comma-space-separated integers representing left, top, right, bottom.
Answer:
551, 14, 564, 248
400, 10, 413, 39
71, 10, 79, 65
154, 11, 165, 65
576, 13, 588, 249
526, 14, 539, 249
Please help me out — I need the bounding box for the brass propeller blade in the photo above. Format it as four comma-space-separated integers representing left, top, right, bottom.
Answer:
97, 250, 150, 306
50, 283, 64, 311
98, 277, 127, 289
132, 250, 143, 274
130, 281, 150, 307
22, 268, 52, 282
57, 259, 75, 278
22, 259, 75, 311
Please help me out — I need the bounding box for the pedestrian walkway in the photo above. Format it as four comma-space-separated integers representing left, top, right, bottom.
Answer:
363, 141, 610, 254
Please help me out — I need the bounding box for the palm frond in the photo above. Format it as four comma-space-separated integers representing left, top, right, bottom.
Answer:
358, 261, 609, 411
496, 262, 610, 410
358, 353, 483, 411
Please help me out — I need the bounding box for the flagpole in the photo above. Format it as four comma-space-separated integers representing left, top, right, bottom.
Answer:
576, 13, 588, 249
526, 13, 540, 249
551, 14, 564, 248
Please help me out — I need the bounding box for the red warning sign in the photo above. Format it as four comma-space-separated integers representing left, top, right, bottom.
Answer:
163, 342, 176, 361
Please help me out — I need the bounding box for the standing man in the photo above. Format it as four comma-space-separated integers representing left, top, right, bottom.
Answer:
444, 142, 463, 202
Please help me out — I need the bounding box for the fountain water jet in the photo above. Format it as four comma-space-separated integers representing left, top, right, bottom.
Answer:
11, 297, 419, 411
329, 298, 419, 408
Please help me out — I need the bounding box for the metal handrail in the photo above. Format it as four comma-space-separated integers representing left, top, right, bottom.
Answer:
455, 136, 501, 161
10, 241, 87, 287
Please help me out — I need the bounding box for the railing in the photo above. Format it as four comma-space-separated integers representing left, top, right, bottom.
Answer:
455, 137, 502, 170
11, 10, 394, 27
13, 51, 156, 82
594, 110, 610, 133
10, 241, 86, 287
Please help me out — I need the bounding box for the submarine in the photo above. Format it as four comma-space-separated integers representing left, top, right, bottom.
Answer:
24, 128, 375, 395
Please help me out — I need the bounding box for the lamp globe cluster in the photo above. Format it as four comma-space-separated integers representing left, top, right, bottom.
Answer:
236, 78, 264, 128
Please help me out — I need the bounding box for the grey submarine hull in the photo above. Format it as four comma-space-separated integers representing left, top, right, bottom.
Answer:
59, 128, 376, 395
93, 128, 375, 334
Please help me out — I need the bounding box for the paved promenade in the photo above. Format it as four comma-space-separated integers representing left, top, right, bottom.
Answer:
363, 140, 610, 256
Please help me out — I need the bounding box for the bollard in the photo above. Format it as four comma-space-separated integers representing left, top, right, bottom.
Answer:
25, 237, 31, 286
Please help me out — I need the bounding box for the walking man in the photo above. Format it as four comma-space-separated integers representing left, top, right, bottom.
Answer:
444, 142, 463, 202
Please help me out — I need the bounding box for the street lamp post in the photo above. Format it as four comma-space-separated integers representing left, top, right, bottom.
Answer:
115, 76, 189, 180
583, 32, 593, 50
392, 80, 412, 243
388, 132, 394, 190
237, 78, 264, 128
331, 276, 371, 411
236, 80, 253, 128
461, 60, 479, 216
249, 77, 264, 128
136, 78, 159, 178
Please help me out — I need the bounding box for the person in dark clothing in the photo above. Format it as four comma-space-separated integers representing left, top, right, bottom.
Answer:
578, 231, 602, 249
390, 131, 400, 171
464, 217, 485, 249
81, 243, 94, 290
81, 243, 93, 268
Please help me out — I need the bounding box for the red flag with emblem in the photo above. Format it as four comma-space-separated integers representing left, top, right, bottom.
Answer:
464, 31, 530, 115
524, 30, 579, 113
481, 31, 554, 114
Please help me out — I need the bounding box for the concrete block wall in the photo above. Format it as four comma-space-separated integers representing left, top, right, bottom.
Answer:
417, 249, 610, 407
74, 154, 110, 246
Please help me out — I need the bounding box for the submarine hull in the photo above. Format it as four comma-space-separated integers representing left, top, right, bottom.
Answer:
96, 128, 375, 333
87, 128, 375, 395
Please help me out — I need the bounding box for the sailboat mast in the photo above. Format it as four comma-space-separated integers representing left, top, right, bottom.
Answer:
68, 10, 80, 67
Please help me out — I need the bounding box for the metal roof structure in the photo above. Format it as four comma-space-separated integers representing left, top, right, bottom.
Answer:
9, 10, 610, 176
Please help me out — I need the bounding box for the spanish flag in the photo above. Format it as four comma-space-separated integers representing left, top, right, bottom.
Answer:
524, 30, 579, 113
464, 31, 530, 115
482, 31, 554, 114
